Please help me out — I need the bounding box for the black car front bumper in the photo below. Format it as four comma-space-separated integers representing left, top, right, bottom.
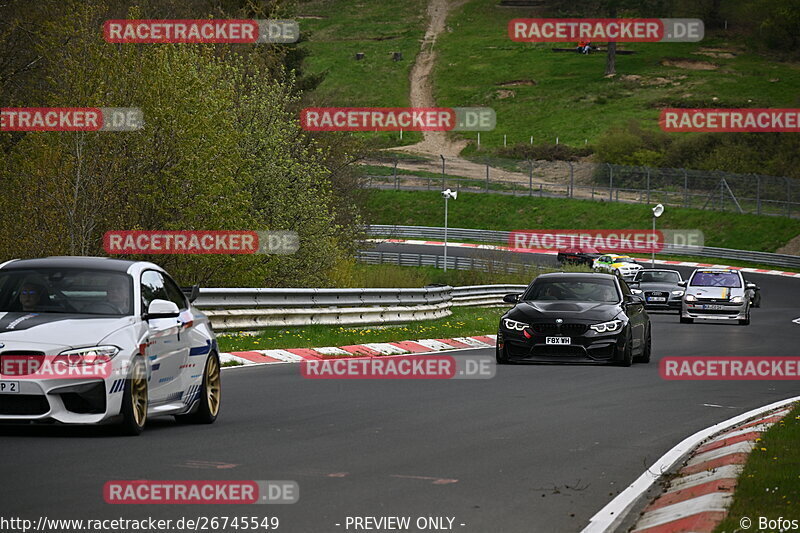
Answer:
497, 326, 626, 364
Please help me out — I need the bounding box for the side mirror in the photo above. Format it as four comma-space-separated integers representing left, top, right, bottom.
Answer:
181, 284, 200, 303
502, 293, 521, 304
745, 283, 757, 290
677, 280, 687, 287
145, 299, 180, 320
625, 294, 644, 304
628, 281, 640, 287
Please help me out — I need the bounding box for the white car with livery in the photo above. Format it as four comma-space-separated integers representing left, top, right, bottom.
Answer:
0, 257, 220, 435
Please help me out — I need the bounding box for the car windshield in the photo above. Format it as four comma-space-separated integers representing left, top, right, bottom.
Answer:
690, 271, 742, 288
614, 257, 636, 263
0, 268, 133, 315
637, 271, 681, 283
522, 277, 620, 303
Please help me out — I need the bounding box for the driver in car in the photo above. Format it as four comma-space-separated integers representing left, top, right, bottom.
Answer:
18, 282, 46, 312
106, 278, 130, 314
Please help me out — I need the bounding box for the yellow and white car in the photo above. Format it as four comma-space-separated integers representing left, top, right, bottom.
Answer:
592, 254, 643, 281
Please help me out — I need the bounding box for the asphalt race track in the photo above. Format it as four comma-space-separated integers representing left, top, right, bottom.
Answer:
2, 243, 799, 533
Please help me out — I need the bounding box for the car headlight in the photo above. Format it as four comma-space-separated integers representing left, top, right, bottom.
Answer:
56, 346, 120, 366
671, 290, 684, 296
731, 296, 744, 303
685, 294, 697, 302
503, 319, 528, 331
590, 320, 622, 333
631, 289, 643, 295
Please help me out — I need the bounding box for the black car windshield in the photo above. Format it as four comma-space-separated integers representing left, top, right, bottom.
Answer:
522, 277, 620, 303
690, 271, 742, 288
0, 268, 133, 315
614, 257, 637, 263
637, 271, 681, 283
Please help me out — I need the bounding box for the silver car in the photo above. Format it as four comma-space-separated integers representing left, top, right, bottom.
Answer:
0, 257, 220, 435
680, 268, 755, 325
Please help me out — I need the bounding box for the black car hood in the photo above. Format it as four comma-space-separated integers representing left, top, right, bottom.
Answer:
508, 301, 620, 322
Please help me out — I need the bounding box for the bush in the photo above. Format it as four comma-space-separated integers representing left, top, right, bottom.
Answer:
495, 143, 593, 161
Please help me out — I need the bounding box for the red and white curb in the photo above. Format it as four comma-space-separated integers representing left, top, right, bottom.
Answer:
629, 407, 793, 533
371, 239, 800, 279
220, 335, 497, 367
581, 396, 800, 533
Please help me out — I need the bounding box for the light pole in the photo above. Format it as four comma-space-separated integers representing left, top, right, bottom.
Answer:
442, 188, 458, 272
652, 203, 664, 268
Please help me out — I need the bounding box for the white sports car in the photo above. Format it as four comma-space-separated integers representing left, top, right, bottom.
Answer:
0, 257, 220, 435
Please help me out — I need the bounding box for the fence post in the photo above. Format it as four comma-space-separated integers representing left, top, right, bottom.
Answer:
539, 184, 543, 197
568, 161, 574, 198
485, 165, 489, 192
786, 177, 792, 217
529, 160, 533, 196
756, 175, 761, 215
646, 168, 651, 204
683, 169, 688, 208
394, 160, 398, 190
441, 154, 446, 191
607, 163, 613, 201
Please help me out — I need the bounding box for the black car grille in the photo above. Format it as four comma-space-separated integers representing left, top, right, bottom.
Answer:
530, 345, 587, 357
645, 291, 668, 298
0, 351, 46, 375
696, 298, 732, 303
692, 308, 738, 314
0, 395, 49, 415
531, 323, 588, 335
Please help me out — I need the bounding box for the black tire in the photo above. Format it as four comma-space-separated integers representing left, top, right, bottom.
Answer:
175, 352, 221, 424
680, 316, 693, 324
617, 330, 633, 367
496, 343, 510, 365
739, 315, 750, 326
118, 356, 147, 436
636, 326, 651, 364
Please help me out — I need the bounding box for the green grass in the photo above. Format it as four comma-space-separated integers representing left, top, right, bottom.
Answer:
296, 0, 428, 147
365, 189, 800, 253
714, 404, 800, 533
330, 261, 572, 288
217, 305, 503, 352
298, 0, 800, 149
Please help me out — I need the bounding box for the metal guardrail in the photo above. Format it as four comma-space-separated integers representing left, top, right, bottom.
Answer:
356, 250, 544, 274
195, 284, 520, 331
366, 225, 800, 269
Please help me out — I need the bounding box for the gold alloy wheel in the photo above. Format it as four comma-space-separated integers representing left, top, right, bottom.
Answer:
131, 361, 148, 427
205, 355, 221, 417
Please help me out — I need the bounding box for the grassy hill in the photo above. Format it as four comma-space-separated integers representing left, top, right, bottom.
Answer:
297, 0, 800, 149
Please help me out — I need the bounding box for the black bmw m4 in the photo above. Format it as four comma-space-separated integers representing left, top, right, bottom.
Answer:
496, 273, 651, 366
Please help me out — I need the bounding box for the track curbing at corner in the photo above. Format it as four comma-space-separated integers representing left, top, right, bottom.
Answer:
581, 399, 800, 533
219, 335, 497, 369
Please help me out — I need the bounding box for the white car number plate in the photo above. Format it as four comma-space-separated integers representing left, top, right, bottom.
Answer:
0, 381, 20, 394
545, 337, 571, 345
647, 297, 666, 302
702, 304, 724, 310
